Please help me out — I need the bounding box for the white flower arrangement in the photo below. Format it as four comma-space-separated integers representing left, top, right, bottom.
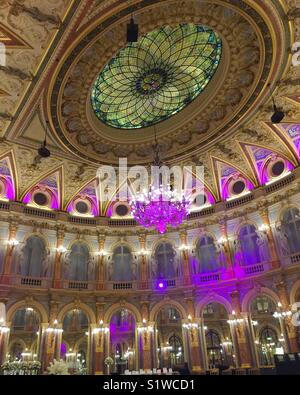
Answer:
1, 360, 42, 375
47, 359, 70, 375
104, 356, 114, 366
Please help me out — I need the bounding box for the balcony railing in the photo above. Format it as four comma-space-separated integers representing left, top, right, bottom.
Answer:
105, 281, 137, 290
242, 262, 267, 276
11, 275, 51, 288
62, 280, 95, 290
192, 272, 221, 284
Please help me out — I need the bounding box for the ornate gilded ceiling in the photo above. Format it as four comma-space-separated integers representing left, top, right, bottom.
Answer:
1, 0, 300, 211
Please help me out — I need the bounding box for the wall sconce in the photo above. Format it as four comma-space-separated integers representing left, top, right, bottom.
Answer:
46, 327, 63, 334
99, 320, 104, 325
8, 238, 19, 247
251, 320, 258, 326
273, 311, 292, 319
0, 317, 9, 334
137, 325, 154, 333
227, 313, 244, 325
98, 249, 107, 256
46, 319, 63, 333
142, 318, 147, 324
182, 322, 199, 330
56, 246, 66, 254
218, 237, 228, 246
187, 314, 192, 320
221, 340, 232, 347
138, 249, 148, 256
258, 224, 270, 233
179, 244, 189, 251
92, 327, 109, 334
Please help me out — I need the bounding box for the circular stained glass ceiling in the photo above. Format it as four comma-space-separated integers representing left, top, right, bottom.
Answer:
91, 23, 222, 129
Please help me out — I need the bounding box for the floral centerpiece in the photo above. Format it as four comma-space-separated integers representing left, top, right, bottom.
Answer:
1, 360, 42, 375
104, 356, 114, 375
47, 359, 70, 375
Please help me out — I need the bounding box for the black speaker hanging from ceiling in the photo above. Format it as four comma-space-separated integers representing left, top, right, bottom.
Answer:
268, 84, 285, 124
127, 16, 138, 42
38, 120, 51, 158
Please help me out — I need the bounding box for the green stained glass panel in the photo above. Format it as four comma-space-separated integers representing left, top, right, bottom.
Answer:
91, 23, 222, 129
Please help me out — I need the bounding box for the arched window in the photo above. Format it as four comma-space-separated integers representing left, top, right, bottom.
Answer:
111, 246, 133, 281
12, 308, 40, 332
67, 242, 89, 281
239, 224, 261, 265
196, 235, 219, 273
282, 208, 300, 253
155, 243, 176, 279
20, 236, 46, 277
62, 309, 89, 332
169, 334, 184, 365
205, 330, 221, 348
259, 327, 279, 366
251, 296, 276, 315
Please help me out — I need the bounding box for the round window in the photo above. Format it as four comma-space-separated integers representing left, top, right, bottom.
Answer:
75, 201, 89, 214
232, 180, 246, 195
115, 204, 129, 216
33, 192, 48, 206
270, 160, 285, 177
193, 193, 207, 206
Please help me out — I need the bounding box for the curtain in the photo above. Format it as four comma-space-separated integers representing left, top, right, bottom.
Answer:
239, 225, 261, 265
21, 236, 46, 277
197, 235, 218, 272
155, 243, 175, 279
69, 243, 89, 281
112, 246, 133, 281
283, 208, 300, 254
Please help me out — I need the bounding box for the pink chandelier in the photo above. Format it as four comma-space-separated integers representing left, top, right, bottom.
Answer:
130, 185, 191, 234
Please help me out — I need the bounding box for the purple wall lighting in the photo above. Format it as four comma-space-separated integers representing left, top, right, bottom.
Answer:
157, 281, 165, 289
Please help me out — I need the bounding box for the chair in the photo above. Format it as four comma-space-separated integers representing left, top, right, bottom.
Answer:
153, 368, 157, 374
156, 369, 161, 374
209, 368, 220, 375
124, 369, 131, 375
248, 368, 260, 375
235, 368, 246, 375
146, 369, 153, 375
221, 369, 233, 375
163, 367, 168, 374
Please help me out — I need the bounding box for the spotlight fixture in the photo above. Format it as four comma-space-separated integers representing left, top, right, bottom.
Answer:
38, 121, 51, 158
268, 84, 285, 124
127, 16, 138, 42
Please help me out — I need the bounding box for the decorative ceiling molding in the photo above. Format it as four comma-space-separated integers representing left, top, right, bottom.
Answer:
0, 22, 32, 48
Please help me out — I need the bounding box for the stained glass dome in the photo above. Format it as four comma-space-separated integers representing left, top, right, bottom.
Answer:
91, 24, 222, 129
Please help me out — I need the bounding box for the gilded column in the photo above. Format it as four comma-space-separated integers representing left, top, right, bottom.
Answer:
139, 302, 153, 370
94, 302, 106, 374
42, 301, 61, 372
138, 234, 148, 289
0, 299, 9, 365
259, 208, 280, 269
276, 281, 299, 352
179, 230, 191, 285
3, 220, 19, 281
53, 227, 65, 288
218, 218, 234, 274
96, 233, 106, 290
230, 291, 253, 367
184, 298, 204, 373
